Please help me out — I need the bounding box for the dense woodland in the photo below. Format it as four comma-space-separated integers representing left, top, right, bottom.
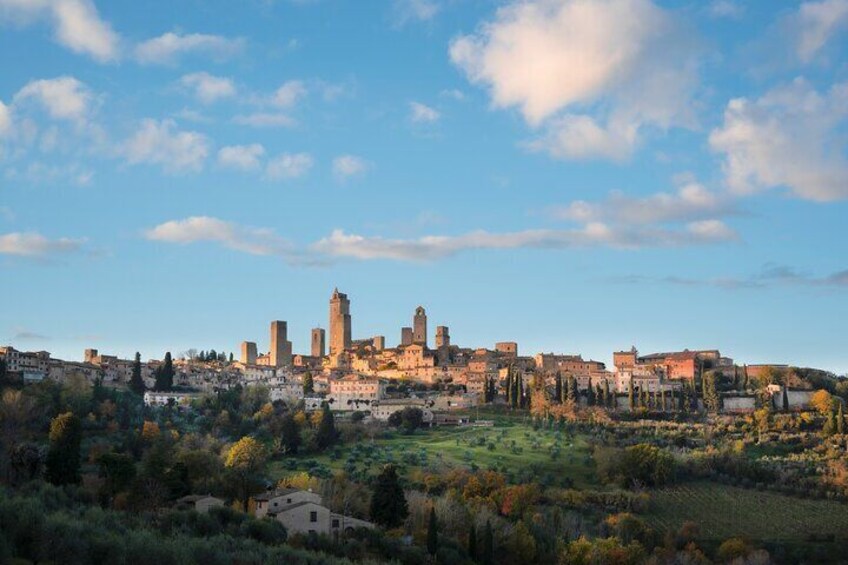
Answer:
1, 358, 848, 564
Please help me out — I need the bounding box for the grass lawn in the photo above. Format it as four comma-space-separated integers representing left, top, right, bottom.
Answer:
645, 482, 848, 541
267, 419, 597, 488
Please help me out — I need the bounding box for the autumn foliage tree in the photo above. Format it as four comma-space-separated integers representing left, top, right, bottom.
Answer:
45, 412, 82, 486
225, 436, 267, 510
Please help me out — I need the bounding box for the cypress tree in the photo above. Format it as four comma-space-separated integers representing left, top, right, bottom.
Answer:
468, 525, 477, 561
369, 464, 408, 528
303, 372, 314, 395
604, 380, 612, 409
660, 388, 667, 411
782, 385, 790, 412
155, 352, 174, 391
628, 384, 635, 410
838, 403, 845, 435
427, 507, 438, 556
45, 412, 82, 485
555, 372, 563, 404
316, 403, 337, 449
567, 375, 578, 404
130, 352, 145, 394
280, 413, 301, 454
483, 520, 494, 565
586, 383, 595, 406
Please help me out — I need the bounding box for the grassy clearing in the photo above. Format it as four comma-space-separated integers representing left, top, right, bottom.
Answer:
267, 421, 597, 488
645, 482, 848, 541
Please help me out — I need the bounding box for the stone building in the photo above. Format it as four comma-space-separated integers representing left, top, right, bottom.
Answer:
329, 288, 351, 356
495, 342, 518, 357
240, 341, 258, 365
435, 326, 450, 348
269, 321, 293, 368
311, 328, 325, 358
400, 327, 413, 347
413, 306, 427, 346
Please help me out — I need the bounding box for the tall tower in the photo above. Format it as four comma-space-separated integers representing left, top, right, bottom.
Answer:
400, 327, 413, 347
311, 328, 326, 358
329, 288, 351, 355
269, 321, 292, 367
413, 306, 427, 346
435, 326, 450, 348
240, 341, 258, 364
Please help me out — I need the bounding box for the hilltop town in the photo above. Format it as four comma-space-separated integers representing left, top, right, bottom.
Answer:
0, 288, 827, 417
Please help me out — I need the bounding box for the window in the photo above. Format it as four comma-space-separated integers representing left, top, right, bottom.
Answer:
310, 511, 318, 523
332, 519, 339, 528
287, 498, 292, 503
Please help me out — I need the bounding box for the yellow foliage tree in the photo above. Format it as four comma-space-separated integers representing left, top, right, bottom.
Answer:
141, 421, 161, 442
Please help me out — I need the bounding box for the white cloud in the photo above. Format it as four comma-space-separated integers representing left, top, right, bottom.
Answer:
393, 0, 440, 25
265, 152, 313, 180
439, 88, 465, 101
14, 76, 92, 124
709, 78, 848, 201
708, 1, 744, 19
450, 0, 698, 160
217, 144, 265, 171
123, 119, 209, 173
272, 80, 307, 108
332, 154, 369, 180
145, 216, 295, 257
0, 0, 119, 62
312, 221, 736, 262
550, 182, 734, 225
0, 231, 86, 257
0, 99, 11, 136
232, 112, 296, 128
795, 0, 848, 62
179, 72, 236, 104
134, 32, 245, 65
409, 101, 440, 123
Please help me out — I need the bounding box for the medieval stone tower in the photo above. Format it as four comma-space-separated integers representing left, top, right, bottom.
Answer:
311, 328, 326, 358
329, 288, 351, 355
269, 321, 292, 367
413, 306, 427, 347
435, 326, 450, 349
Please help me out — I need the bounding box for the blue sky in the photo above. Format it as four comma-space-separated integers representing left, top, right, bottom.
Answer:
1, 0, 846, 373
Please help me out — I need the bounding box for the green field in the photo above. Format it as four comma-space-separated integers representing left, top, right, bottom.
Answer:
645, 482, 848, 541
268, 421, 597, 488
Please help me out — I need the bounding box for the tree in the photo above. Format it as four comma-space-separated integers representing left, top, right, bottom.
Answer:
823, 410, 837, 436
400, 407, 424, 433
811, 389, 836, 415
45, 412, 82, 485
482, 520, 494, 565
280, 413, 301, 454
315, 403, 337, 449
468, 524, 477, 562
838, 402, 845, 435
225, 436, 267, 510
155, 352, 174, 391
130, 352, 145, 395
98, 452, 136, 501
427, 506, 438, 556
702, 371, 721, 413
586, 383, 596, 406
369, 464, 408, 528
782, 385, 790, 412
628, 385, 635, 411
567, 375, 578, 405
302, 372, 314, 395
554, 372, 563, 404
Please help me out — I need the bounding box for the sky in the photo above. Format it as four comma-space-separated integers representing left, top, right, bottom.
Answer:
0, 0, 847, 374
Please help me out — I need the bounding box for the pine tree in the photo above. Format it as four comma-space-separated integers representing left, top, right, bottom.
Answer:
369, 464, 408, 528
45, 412, 82, 485
130, 352, 145, 394
427, 506, 438, 556
316, 403, 337, 450
468, 525, 477, 562
482, 520, 494, 565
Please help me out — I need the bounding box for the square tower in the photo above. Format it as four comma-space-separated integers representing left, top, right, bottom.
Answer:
435, 326, 450, 348
329, 288, 351, 355
240, 341, 257, 364
311, 328, 326, 358
400, 327, 413, 347
270, 321, 293, 367
413, 306, 427, 347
